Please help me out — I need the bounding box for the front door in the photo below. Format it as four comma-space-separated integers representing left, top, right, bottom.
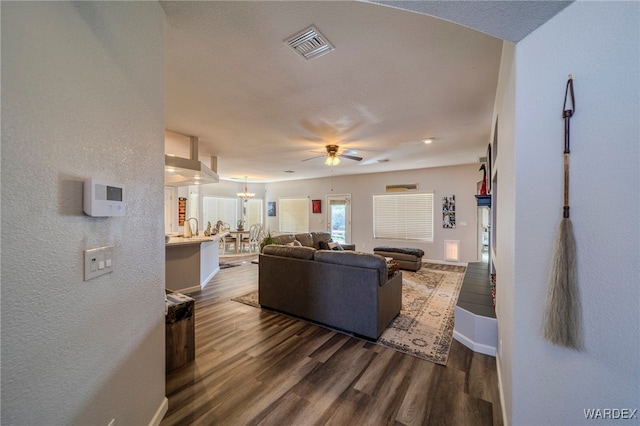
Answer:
326, 194, 351, 244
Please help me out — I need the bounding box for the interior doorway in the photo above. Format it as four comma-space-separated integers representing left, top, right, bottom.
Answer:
477, 206, 490, 263
326, 195, 351, 244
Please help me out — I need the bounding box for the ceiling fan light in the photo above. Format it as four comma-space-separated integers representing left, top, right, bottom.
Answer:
325, 156, 340, 166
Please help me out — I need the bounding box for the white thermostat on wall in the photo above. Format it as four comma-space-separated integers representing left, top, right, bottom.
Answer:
83, 178, 125, 217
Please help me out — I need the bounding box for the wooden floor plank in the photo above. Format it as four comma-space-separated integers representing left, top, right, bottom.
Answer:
395, 360, 436, 425
161, 257, 502, 426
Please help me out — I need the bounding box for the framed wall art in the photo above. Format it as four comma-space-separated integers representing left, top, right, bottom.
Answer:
442, 195, 456, 229
267, 201, 276, 217
312, 199, 321, 214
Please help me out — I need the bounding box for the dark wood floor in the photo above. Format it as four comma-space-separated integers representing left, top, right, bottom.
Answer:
162, 256, 503, 426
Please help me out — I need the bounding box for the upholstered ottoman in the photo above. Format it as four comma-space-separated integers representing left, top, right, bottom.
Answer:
373, 247, 424, 271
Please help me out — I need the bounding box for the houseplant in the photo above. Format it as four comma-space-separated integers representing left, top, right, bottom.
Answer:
259, 230, 278, 253
237, 219, 245, 231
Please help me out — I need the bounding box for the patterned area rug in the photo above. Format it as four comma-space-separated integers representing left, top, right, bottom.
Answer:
231, 262, 466, 365
378, 265, 465, 365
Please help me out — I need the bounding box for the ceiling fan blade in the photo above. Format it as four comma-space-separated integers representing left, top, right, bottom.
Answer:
302, 154, 325, 162
341, 154, 363, 162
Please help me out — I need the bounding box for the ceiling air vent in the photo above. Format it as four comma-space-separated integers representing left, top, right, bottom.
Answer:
285, 26, 334, 60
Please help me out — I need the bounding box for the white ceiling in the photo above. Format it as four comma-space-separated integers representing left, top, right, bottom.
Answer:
161, 1, 570, 184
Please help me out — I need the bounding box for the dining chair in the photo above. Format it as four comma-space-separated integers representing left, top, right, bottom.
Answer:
241, 224, 261, 253
220, 222, 237, 254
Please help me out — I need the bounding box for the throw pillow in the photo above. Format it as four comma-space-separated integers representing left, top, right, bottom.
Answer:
318, 240, 331, 250
387, 260, 400, 278
328, 242, 344, 251
287, 240, 302, 247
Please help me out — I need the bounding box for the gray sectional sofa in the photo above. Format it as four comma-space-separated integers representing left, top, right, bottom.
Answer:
273, 231, 356, 251
258, 245, 402, 340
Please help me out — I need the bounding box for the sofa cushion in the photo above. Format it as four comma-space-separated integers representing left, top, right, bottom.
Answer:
311, 232, 332, 249
294, 233, 314, 247
314, 251, 387, 285
286, 240, 303, 247
318, 240, 344, 251
263, 245, 316, 260
275, 234, 296, 245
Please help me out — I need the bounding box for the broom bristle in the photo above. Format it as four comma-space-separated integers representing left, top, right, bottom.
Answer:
543, 218, 583, 350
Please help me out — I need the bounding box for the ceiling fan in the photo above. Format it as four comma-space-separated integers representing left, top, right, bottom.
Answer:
303, 144, 363, 166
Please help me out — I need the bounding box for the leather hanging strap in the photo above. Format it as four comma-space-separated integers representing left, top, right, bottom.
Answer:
562, 75, 575, 219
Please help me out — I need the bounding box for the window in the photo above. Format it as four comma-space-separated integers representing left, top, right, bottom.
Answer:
189, 190, 199, 221
244, 198, 263, 227
203, 197, 237, 228
373, 193, 433, 242
279, 197, 309, 233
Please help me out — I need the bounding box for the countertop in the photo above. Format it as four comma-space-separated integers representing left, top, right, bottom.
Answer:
166, 232, 228, 247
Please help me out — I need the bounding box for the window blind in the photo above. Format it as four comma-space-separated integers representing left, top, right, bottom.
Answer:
279, 197, 309, 233
203, 197, 238, 228
373, 193, 433, 242
245, 198, 263, 227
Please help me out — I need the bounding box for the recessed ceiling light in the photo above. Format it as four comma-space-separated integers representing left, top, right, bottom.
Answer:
284, 170, 295, 173
422, 138, 434, 144
378, 159, 390, 163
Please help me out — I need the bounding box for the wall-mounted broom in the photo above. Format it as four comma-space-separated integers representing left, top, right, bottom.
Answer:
543, 75, 583, 350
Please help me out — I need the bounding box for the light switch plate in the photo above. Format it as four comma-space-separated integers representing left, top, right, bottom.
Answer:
84, 246, 114, 281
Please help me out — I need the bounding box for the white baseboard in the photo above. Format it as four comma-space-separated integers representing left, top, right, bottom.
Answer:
200, 266, 220, 288
172, 284, 201, 294
453, 330, 496, 356
496, 354, 508, 426
149, 397, 168, 426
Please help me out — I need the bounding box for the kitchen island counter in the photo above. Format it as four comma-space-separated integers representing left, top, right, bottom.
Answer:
166, 233, 227, 293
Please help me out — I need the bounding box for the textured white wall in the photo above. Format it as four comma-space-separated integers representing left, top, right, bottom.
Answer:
493, 39, 516, 425
498, 2, 640, 424
262, 164, 482, 262
1, 2, 166, 425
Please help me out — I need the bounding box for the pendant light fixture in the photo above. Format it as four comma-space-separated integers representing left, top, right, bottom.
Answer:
237, 176, 255, 202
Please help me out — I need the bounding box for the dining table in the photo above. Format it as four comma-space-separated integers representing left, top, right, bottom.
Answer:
226, 229, 250, 253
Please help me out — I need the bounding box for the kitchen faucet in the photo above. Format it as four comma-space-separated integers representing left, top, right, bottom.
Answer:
185, 217, 199, 237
